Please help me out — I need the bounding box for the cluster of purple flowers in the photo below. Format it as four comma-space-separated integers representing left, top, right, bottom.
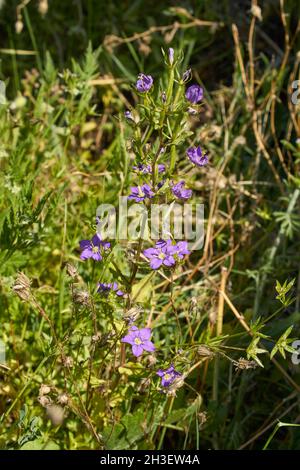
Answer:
143, 239, 190, 270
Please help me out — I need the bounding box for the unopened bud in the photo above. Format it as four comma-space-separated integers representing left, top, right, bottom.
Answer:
57, 393, 69, 406
15, 20, 23, 34
46, 404, 64, 426
39, 384, 51, 396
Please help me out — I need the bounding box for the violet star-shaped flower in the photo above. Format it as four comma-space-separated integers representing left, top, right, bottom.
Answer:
171, 181, 192, 200
97, 282, 124, 296
79, 234, 110, 261
128, 184, 155, 202
121, 326, 155, 357
185, 84, 203, 104
157, 364, 182, 387
132, 163, 165, 174
136, 74, 153, 93
186, 146, 208, 167
143, 239, 177, 270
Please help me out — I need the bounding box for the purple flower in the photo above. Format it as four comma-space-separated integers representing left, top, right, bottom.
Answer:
124, 110, 134, 121
128, 184, 155, 202
157, 164, 166, 173
182, 69, 191, 83
97, 282, 124, 297
132, 163, 165, 174
79, 234, 110, 261
185, 84, 203, 104
136, 74, 153, 93
157, 365, 182, 387
171, 181, 192, 200
121, 326, 155, 357
175, 240, 190, 259
143, 239, 177, 270
186, 146, 208, 167
168, 48, 174, 65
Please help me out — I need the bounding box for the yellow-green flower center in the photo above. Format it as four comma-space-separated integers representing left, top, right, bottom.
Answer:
134, 337, 142, 345
92, 246, 99, 253
158, 253, 165, 260
164, 373, 171, 381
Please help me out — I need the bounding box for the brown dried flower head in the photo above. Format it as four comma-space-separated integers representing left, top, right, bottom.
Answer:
12, 272, 31, 301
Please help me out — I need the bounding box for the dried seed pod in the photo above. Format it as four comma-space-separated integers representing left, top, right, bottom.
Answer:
39, 384, 51, 396
197, 345, 214, 357
122, 305, 143, 324
38, 395, 52, 407
46, 404, 64, 426
15, 20, 23, 34
235, 358, 258, 371
72, 289, 90, 306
